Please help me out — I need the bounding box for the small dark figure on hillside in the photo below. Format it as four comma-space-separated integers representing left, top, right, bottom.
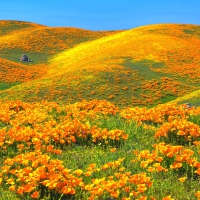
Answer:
185, 102, 196, 108
185, 102, 192, 108
18, 54, 33, 62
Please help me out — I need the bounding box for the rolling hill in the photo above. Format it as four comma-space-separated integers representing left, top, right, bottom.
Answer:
0, 20, 200, 107
0, 20, 121, 91
0, 20, 120, 63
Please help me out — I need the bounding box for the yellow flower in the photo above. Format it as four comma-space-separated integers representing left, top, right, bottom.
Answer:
110, 148, 117, 152
73, 169, 83, 176
178, 176, 187, 182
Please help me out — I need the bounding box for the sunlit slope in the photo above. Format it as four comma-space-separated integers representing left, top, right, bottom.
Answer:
47, 24, 200, 106
0, 20, 121, 86
170, 89, 200, 106
0, 20, 121, 63
49, 24, 200, 77
1, 24, 200, 107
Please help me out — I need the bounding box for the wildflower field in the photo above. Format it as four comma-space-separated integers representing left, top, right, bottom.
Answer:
0, 20, 200, 199
0, 100, 200, 199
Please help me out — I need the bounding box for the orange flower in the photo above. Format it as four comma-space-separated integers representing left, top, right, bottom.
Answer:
31, 191, 39, 199
110, 148, 117, 152
123, 186, 130, 193
195, 168, 200, 175
24, 184, 36, 193
139, 196, 147, 200
170, 162, 182, 169
156, 157, 163, 163
6, 178, 15, 185
61, 186, 75, 195
122, 134, 128, 140
89, 163, 96, 169
137, 184, 147, 193
73, 169, 83, 176
17, 187, 24, 195
130, 190, 139, 197
102, 164, 110, 170
147, 167, 155, 172
110, 190, 119, 198
119, 167, 125, 172
178, 177, 187, 182
195, 191, 200, 197
84, 171, 92, 176
175, 155, 183, 162
9, 185, 16, 191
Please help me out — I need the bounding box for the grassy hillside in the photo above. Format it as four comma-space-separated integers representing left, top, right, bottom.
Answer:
0, 20, 121, 62
0, 21, 200, 107
170, 89, 200, 106
0, 21, 200, 200
0, 20, 121, 90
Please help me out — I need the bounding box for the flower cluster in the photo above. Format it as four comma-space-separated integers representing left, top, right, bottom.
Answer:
0, 99, 199, 199
1, 150, 154, 199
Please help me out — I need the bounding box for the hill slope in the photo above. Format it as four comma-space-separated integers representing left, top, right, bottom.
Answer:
170, 89, 200, 106
0, 24, 121, 63
0, 20, 121, 86
0, 22, 200, 107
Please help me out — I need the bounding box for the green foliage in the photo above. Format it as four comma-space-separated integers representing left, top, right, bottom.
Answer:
188, 114, 200, 126
0, 82, 21, 91
123, 58, 168, 80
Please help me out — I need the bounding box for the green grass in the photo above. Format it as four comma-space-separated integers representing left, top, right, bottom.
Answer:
183, 27, 200, 38
156, 94, 177, 104
122, 58, 169, 80
0, 82, 21, 91
0, 48, 52, 64
0, 188, 19, 200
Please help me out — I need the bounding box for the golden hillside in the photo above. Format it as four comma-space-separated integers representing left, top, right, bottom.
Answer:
0, 22, 200, 107
0, 20, 121, 84
0, 20, 44, 36
49, 24, 200, 78
0, 58, 47, 83
0, 20, 121, 63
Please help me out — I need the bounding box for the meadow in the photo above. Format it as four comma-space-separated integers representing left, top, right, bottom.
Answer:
0, 20, 200, 200
0, 100, 200, 200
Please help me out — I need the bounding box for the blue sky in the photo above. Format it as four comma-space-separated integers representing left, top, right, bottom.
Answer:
0, 0, 199, 30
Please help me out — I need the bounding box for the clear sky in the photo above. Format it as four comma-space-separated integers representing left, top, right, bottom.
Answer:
0, 0, 200, 30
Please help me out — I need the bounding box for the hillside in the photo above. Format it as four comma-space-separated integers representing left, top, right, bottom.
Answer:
0, 20, 121, 62
0, 20, 45, 36
0, 21, 200, 107
0, 20, 121, 90
170, 89, 200, 106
